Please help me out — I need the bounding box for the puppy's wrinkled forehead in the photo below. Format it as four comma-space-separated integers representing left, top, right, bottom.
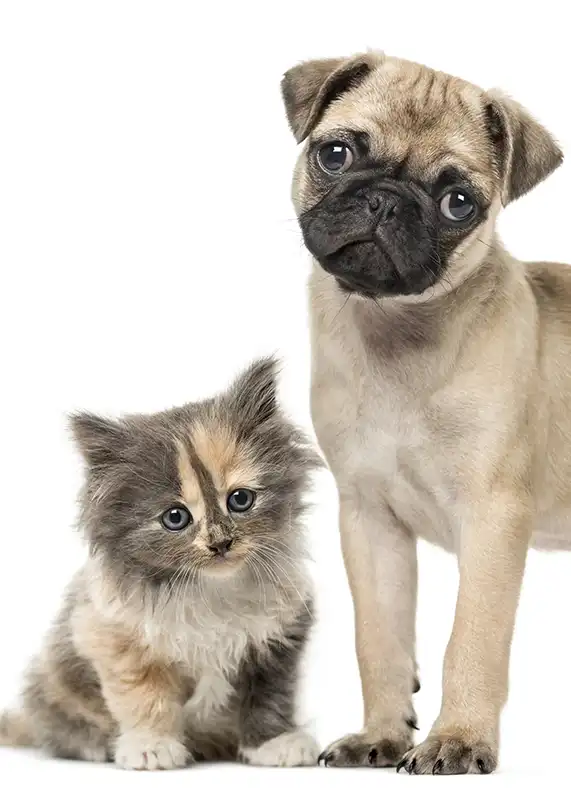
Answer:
284, 51, 562, 208
314, 58, 494, 190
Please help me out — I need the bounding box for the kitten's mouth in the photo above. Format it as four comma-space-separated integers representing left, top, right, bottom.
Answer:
211, 553, 238, 564
204, 550, 245, 574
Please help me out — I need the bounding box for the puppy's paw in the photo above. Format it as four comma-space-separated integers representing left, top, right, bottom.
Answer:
319, 728, 413, 768
397, 734, 497, 775
114, 731, 192, 770
240, 730, 319, 767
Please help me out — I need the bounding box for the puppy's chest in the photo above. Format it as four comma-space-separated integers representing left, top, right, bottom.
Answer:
372, 413, 455, 543
315, 378, 457, 550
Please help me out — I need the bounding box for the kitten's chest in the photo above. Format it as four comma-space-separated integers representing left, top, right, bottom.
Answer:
145, 603, 282, 672
152, 608, 282, 725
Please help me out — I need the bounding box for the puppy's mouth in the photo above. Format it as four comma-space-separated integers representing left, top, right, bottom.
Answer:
319, 238, 437, 298
329, 241, 395, 296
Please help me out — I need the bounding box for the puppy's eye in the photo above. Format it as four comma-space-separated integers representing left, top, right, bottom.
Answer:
440, 189, 476, 222
317, 141, 354, 175
161, 505, 192, 531
227, 489, 256, 513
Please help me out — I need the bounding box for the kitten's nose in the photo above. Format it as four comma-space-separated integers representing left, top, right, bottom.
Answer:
208, 538, 233, 556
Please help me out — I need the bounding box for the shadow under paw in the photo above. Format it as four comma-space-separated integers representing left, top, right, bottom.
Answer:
397, 735, 497, 775
319, 732, 412, 768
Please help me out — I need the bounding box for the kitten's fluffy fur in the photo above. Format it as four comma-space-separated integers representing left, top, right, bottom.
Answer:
0, 358, 320, 769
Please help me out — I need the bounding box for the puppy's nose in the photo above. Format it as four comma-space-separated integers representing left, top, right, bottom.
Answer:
367, 191, 403, 224
208, 538, 233, 556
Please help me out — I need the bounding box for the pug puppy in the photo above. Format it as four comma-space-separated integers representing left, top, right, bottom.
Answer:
281, 51, 567, 775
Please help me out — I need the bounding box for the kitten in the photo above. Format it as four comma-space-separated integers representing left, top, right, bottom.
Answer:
0, 358, 321, 769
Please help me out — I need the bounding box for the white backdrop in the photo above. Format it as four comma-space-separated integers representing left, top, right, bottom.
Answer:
1, 2, 570, 797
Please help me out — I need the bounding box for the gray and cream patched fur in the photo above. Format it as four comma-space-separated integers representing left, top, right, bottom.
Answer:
282, 50, 567, 774
0, 358, 321, 769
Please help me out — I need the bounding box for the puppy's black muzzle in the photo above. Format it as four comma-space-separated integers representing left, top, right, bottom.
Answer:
300, 175, 442, 297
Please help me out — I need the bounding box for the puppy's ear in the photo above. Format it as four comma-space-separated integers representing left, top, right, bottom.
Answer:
485, 90, 563, 204
281, 52, 379, 143
69, 412, 129, 469
227, 356, 280, 434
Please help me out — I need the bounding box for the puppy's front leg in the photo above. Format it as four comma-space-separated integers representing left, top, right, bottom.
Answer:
398, 489, 531, 775
320, 490, 418, 767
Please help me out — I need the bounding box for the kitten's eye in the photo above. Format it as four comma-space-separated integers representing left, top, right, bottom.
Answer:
440, 189, 476, 222
317, 141, 354, 175
161, 505, 192, 531
227, 489, 256, 513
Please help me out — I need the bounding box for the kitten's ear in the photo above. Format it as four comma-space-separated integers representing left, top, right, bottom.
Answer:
485, 90, 563, 204
228, 357, 280, 433
69, 412, 128, 469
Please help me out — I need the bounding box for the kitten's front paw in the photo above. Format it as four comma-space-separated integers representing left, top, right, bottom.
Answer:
114, 731, 191, 770
240, 730, 319, 767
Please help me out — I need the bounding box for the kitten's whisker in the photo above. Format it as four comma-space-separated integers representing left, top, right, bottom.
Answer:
255, 556, 284, 596
254, 539, 303, 567
246, 554, 268, 609
164, 564, 191, 620
257, 548, 312, 619
197, 569, 216, 621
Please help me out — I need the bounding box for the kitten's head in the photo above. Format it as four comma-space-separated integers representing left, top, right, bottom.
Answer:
70, 358, 320, 583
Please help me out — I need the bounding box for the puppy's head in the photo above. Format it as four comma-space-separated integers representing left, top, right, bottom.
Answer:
282, 52, 563, 298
